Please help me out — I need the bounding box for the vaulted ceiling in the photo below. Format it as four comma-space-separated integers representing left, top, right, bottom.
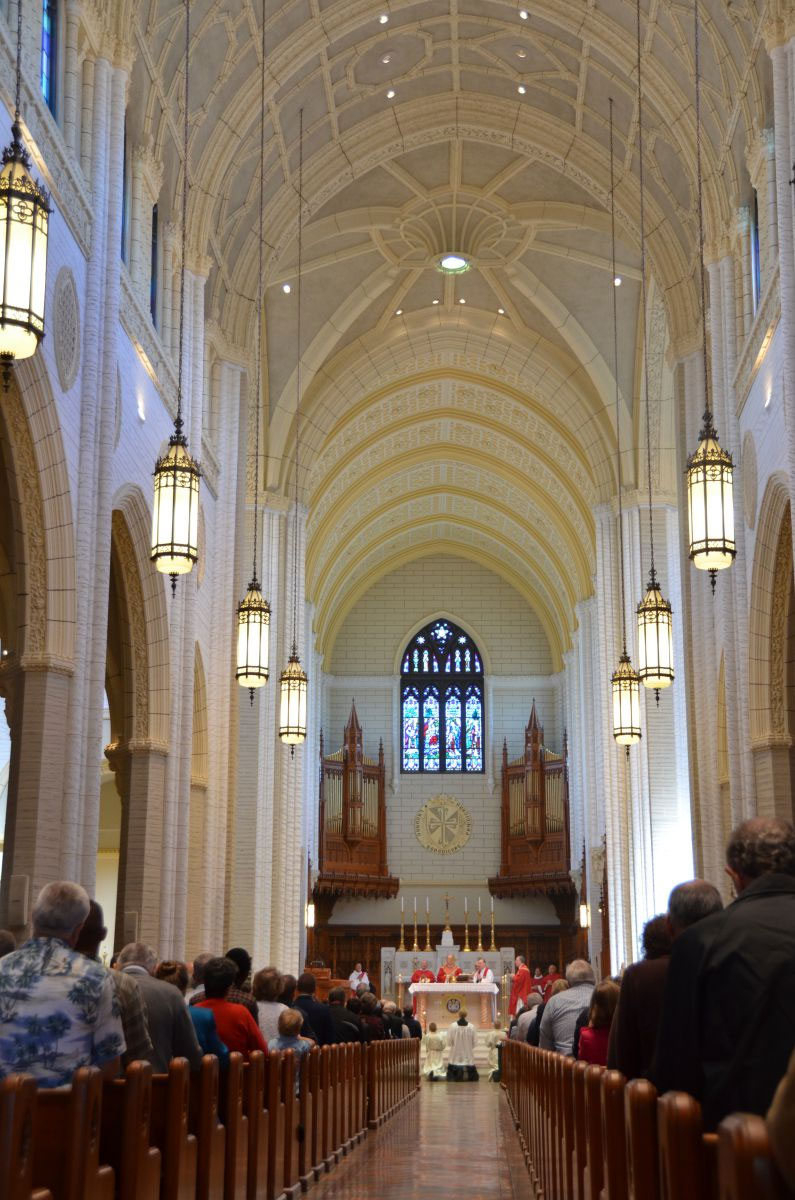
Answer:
117, 0, 772, 665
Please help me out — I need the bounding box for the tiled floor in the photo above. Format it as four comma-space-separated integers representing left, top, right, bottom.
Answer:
311, 1079, 530, 1198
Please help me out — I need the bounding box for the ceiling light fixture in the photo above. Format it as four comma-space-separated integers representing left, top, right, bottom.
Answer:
438, 252, 470, 274
519, 8, 529, 19
516, 48, 527, 58
498, 307, 505, 315
458, 298, 466, 304
387, 89, 396, 99
432, 299, 440, 305
282, 282, 291, 294
381, 53, 392, 64
395, 308, 403, 315
379, 12, 389, 23
614, 276, 622, 286
517, 85, 526, 95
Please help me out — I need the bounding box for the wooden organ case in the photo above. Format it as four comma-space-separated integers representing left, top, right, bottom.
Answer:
488, 701, 575, 905
315, 702, 399, 901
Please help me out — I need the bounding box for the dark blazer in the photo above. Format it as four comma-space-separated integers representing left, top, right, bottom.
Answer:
294, 995, 336, 1046
120, 966, 203, 1073
651, 873, 795, 1128
607, 955, 670, 1079
328, 1004, 362, 1043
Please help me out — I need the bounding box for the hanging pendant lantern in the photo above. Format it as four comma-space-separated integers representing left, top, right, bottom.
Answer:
612, 652, 641, 746
279, 643, 308, 746
151, 431, 200, 580
637, 572, 674, 696
686, 416, 735, 587
236, 578, 270, 689
0, 130, 49, 380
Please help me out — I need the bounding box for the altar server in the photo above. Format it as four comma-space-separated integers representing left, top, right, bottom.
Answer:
446, 1011, 478, 1081
486, 1021, 507, 1080
423, 1022, 446, 1080
509, 955, 532, 1015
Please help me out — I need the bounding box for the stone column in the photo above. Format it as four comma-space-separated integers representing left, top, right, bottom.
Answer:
62, 1, 80, 154
0, 660, 73, 933
108, 740, 168, 949
80, 54, 94, 181
735, 208, 753, 340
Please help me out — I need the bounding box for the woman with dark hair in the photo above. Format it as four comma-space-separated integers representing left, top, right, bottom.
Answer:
359, 992, 387, 1041
195, 957, 268, 1060
156, 958, 229, 1064
577, 980, 620, 1066
278, 973, 297, 1006
641, 914, 674, 960
253, 967, 287, 1044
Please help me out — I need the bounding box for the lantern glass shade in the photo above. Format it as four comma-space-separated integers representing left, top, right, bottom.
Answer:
686, 433, 735, 572
637, 583, 674, 690
612, 653, 641, 745
279, 649, 308, 745
305, 902, 315, 928
236, 583, 270, 688
151, 437, 200, 575
0, 146, 49, 360
579, 902, 590, 929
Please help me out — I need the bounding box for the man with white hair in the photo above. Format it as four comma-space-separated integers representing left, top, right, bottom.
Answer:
0, 881, 125, 1086
117, 942, 202, 1073
539, 959, 595, 1054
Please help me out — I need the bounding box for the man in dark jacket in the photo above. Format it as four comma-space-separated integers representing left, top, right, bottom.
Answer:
608, 880, 723, 1079
293, 972, 336, 1046
327, 987, 362, 1042
651, 817, 795, 1128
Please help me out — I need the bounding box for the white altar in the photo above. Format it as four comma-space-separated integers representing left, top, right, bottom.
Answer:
409, 981, 498, 1029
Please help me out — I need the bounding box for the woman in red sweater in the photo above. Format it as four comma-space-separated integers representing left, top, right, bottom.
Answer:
577, 979, 620, 1066
196, 957, 268, 1060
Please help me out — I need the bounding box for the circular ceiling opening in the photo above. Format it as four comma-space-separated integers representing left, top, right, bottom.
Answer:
438, 253, 471, 275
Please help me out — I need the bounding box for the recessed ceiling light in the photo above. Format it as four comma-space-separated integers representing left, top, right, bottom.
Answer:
519, 8, 529, 19
517, 85, 526, 95
459, 298, 466, 304
379, 13, 389, 23
432, 299, 440, 305
498, 307, 505, 314
614, 276, 622, 286
395, 308, 403, 315
387, 89, 396, 99
516, 48, 527, 58
381, 53, 392, 64
438, 252, 470, 274
282, 283, 291, 294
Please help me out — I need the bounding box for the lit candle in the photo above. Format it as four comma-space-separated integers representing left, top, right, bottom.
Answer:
464, 896, 468, 915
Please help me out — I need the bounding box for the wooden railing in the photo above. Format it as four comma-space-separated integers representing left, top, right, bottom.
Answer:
501, 1040, 789, 1200
0, 1039, 420, 1200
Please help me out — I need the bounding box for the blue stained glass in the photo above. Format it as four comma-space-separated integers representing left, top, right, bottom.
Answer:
41, 1, 57, 115
454, 648, 462, 671
412, 648, 419, 670
445, 691, 462, 771
402, 691, 420, 772
464, 649, 471, 671
422, 649, 429, 671
402, 655, 409, 673
423, 690, 440, 771
465, 689, 483, 772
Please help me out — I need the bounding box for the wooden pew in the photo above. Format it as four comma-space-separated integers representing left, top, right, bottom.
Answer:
242, 1052, 268, 1200
559, 1055, 575, 1200
149, 1060, 197, 1200
189, 1056, 225, 1200
265, 1052, 285, 1200
297, 1049, 316, 1188
624, 1079, 659, 1200
583, 1065, 605, 1200
32, 1067, 114, 1200
219, 1054, 248, 1200
717, 1114, 788, 1200
600, 1070, 628, 1200
0, 1074, 53, 1200
281, 1051, 300, 1199
657, 1091, 718, 1200
100, 1061, 161, 1200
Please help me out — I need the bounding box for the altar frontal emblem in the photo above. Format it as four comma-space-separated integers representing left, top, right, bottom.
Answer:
446, 995, 462, 1014
415, 794, 472, 855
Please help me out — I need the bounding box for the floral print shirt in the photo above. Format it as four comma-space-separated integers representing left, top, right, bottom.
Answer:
0, 937, 125, 1086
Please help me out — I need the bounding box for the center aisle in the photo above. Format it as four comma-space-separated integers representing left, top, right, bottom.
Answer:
309, 1078, 529, 1200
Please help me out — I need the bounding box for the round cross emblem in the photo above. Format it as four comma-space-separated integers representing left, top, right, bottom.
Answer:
446, 996, 462, 1014
414, 794, 472, 855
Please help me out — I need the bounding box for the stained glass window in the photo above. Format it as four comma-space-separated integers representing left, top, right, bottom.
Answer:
445, 689, 462, 771
400, 620, 483, 773
41, 1, 57, 115
402, 688, 420, 772
423, 689, 440, 771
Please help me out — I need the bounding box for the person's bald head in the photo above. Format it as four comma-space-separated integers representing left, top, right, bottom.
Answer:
725, 818, 795, 892
667, 880, 723, 936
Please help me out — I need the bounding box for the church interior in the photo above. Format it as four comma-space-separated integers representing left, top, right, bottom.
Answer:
1, 0, 795, 1194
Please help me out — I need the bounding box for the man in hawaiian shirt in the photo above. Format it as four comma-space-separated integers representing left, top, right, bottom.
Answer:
0, 880, 125, 1086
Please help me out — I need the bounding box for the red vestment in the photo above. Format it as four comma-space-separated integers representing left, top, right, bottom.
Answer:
437, 966, 462, 982
541, 972, 562, 1001
509, 963, 532, 1015
410, 968, 435, 1013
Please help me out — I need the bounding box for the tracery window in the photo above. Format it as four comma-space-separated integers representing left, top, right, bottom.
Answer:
400, 620, 484, 773
41, 0, 57, 116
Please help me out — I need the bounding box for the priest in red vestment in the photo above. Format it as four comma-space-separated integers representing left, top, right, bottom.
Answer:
410, 959, 436, 1013
437, 954, 462, 982
509, 955, 532, 1015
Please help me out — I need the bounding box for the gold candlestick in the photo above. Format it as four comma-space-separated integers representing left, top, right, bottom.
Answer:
412, 915, 419, 952
476, 916, 483, 952
463, 916, 470, 952
489, 911, 497, 951
399, 917, 406, 951
425, 920, 432, 952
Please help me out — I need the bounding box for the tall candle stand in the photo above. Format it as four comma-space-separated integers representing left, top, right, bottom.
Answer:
424, 919, 432, 952
476, 915, 483, 952
463, 915, 471, 952
399, 916, 406, 951
489, 911, 497, 951
412, 914, 419, 952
